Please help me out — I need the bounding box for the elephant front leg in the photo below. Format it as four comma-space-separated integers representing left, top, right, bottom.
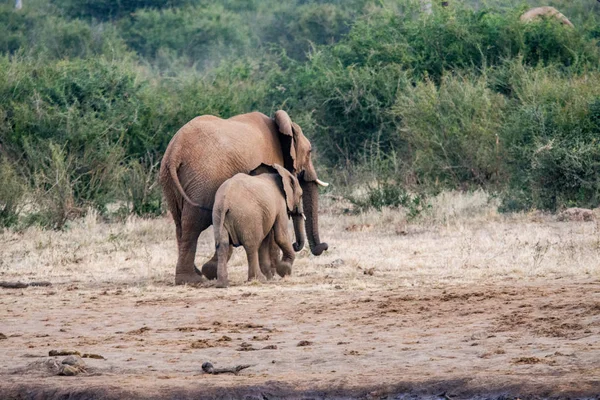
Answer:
273, 216, 295, 277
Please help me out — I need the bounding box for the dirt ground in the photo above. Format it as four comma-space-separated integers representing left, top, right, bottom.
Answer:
1, 192, 600, 399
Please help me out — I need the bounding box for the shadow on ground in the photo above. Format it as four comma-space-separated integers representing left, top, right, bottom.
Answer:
2, 378, 599, 400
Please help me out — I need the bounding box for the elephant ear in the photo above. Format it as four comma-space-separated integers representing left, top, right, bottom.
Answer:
249, 163, 277, 176
274, 110, 297, 173
273, 163, 297, 214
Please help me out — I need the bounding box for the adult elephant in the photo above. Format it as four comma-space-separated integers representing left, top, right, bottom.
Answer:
159, 110, 329, 285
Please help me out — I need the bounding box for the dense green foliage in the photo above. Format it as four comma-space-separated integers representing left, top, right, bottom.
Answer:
1, 0, 600, 227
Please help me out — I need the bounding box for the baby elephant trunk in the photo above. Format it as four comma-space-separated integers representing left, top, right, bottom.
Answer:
292, 204, 306, 252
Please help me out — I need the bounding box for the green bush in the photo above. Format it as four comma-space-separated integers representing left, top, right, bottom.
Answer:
1, 0, 600, 224
261, 3, 357, 60
290, 53, 409, 165
0, 158, 25, 227
348, 180, 429, 218
122, 157, 162, 217
0, 5, 129, 60
118, 5, 252, 65
0, 4, 36, 54
393, 73, 508, 188
501, 68, 600, 210
51, 0, 192, 20
331, 2, 599, 81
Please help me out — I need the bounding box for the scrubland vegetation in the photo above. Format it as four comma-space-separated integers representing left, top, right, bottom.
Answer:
1, 0, 600, 229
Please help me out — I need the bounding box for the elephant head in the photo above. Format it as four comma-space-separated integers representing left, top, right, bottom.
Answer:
251, 163, 306, 253
274, 110, 328, 256
272, 164, 306, 253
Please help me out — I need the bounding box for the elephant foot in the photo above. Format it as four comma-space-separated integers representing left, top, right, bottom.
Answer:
260, 267, 274, 280
175, 272, 204, 286
248, 272, 267, 283
201, 263, 218, 280
275, 262, 292, 278
215, 279, 229, 288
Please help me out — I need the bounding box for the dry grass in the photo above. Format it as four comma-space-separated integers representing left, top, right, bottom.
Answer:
1, 191, 599, 291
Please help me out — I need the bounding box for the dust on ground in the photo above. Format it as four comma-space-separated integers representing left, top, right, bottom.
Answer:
1, 192, 600, 399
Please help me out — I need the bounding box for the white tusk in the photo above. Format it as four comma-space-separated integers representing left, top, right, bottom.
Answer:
315, 179, 329, 187
302, 213, 307, 221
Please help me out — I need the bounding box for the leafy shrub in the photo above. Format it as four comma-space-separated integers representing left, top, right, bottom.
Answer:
51, 0, 192, 20
291, 53, 409, 165
0, 5, 129, 60
0, 4, 36, 54
0, 158, 25, 227
393, 73, 508, 188
122, 157, 162, 216
118, 5, 252, 65
348, 180, 429, 218
331, 2, 599, 81
501, 68, 600, 210
28, 143, 78, 229
32, 17, 129, 60
262, 3, 356, 60
2, 0, 600, 224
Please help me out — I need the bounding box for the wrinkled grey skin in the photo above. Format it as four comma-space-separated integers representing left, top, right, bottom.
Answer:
212, 164, 304, 288
159, 110, 329, 285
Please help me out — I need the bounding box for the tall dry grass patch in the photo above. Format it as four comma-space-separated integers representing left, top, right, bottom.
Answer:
2, 192, 598, 291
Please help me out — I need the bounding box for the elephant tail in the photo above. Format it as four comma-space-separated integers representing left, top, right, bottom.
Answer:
168, 162, 202, 208
213, 205, 231, 247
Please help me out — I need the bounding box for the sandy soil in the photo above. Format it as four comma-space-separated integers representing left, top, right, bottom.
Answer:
1, 193, 599, 399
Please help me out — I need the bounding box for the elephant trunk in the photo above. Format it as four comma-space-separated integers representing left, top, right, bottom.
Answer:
292, 207, 306, 252
301, 180, 328, 256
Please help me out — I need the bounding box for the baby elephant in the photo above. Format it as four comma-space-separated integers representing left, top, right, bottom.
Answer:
212, 163, 305, 288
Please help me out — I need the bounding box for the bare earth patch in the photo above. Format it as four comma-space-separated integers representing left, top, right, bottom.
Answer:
1, 192, 599, 399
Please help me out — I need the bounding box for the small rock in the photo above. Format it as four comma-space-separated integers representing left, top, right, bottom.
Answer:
58, 365, 80, 376
238, 342, 256, 351
29, 281, 52, 287
127, 326, 151, 335
82, 353, 105, 360
0, 281, 28, 289
262, 345, 278, 350
191, 339, 214, 349
0, 333, 7, 340
201, 362, 214, 374
297, 340, 313, 347
44, 358, 61, 373
49, 350, 80, 357
62, 355, 86, 369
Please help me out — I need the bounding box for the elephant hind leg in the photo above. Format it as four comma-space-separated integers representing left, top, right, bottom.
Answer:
175, 205, 210, 286
202, 244, 232, 280
215, 231, 231, 289
245, 244, 266, 283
